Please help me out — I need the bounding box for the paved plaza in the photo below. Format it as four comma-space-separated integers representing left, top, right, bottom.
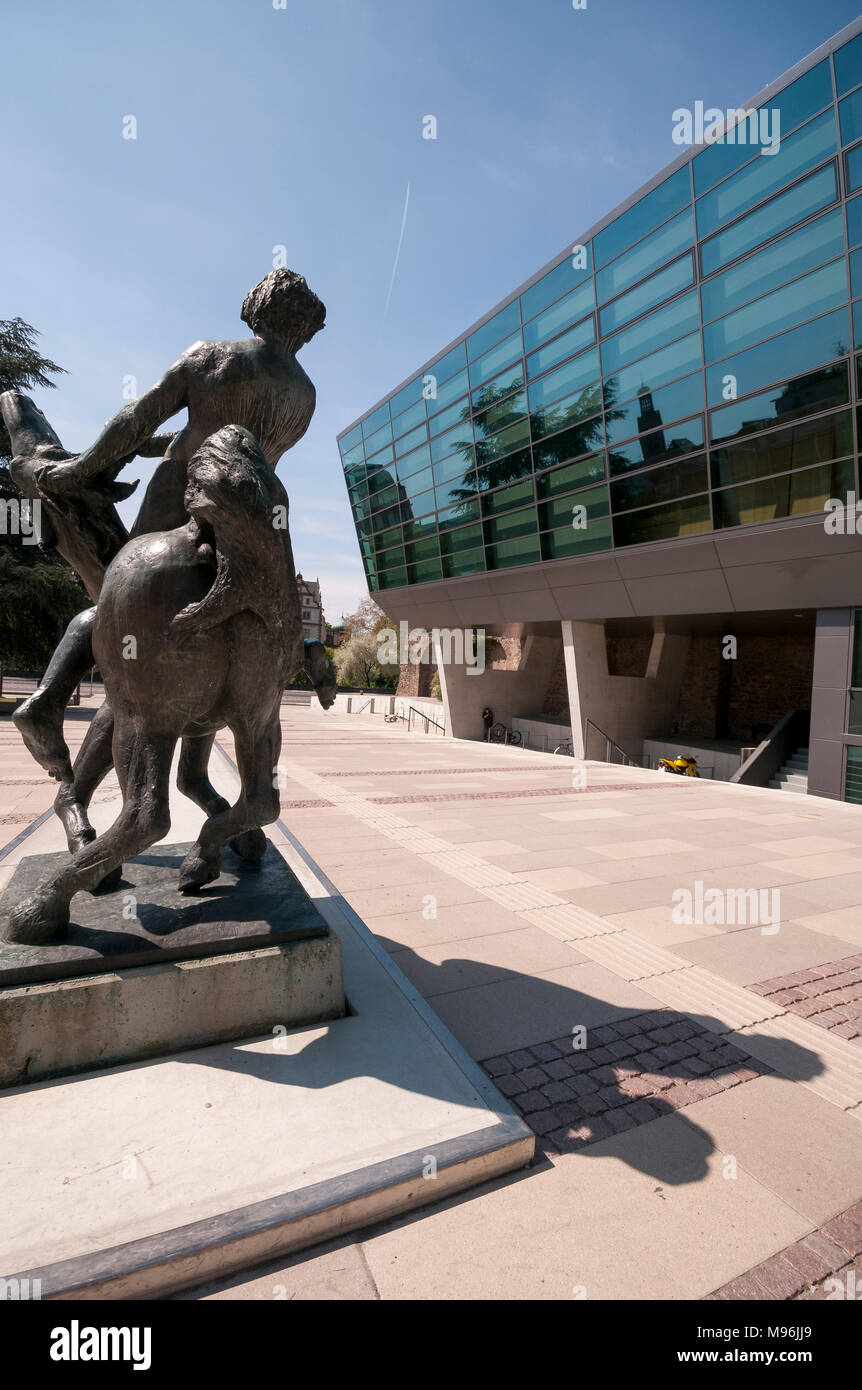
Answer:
2, 699, 862, 1301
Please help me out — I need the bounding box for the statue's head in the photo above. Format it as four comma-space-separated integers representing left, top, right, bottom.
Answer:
241, 269, 326, 352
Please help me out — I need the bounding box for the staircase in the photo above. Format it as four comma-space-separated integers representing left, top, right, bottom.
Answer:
769, 746, 809, 795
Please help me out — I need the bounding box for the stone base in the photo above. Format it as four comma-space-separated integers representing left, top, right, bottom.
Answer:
0, 841, 344, 1086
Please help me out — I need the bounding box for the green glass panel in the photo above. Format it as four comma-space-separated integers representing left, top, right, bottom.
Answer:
541, 518, 612, 559
852, 609, 862, 687
612, 494, 711, 546
408, 556, 443, 584
486, 534, 542, 570
705, 307, 849, 408
713, 457, 853, 528
405, 535, 440, 563
443, 546, 485, 577
703, 260, 848, 365
474, 389, 527, 437
840, 87, 862, 147
475, 417, 531, 465
395, 444, 431, 480
538, 483, 608, 531
701, 208, 845, 323
471, 362, 525, 410
609, 415, 703, 475
428, 399, 469, 438
482, 479, 535, 516
610, 456, 708, 513
437, 499, 479, 529
531, 382, 604, 439
430, 420, 474, 466
849, 194, 862, 250
696, 110, 837, 238
710, 408, 853, 488
531, 417, 604, 470
476, 445, 533, 491
484, 506, 538, 544
440, 522, 482, 554
536, 454, 605, 497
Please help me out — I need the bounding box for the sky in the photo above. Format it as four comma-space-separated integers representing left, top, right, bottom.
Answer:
2, 0, 860, 622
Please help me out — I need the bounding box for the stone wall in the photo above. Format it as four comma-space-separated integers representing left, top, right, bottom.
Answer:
675, 634, 814, 741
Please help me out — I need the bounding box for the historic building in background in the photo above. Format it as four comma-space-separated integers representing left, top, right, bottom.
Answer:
338, 18, 862, 802
296, 574, 326, 644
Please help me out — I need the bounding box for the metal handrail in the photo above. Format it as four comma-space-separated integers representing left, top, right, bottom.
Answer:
584, 717, 639, 767
352, 697, 373, 715
408, 705, 446, 735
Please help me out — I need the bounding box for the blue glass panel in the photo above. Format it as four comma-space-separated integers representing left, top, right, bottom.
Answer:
840, 88, 862, 147
849, 194, 862, 249
428, 340, 467, 386
392, 399, 426, 438
364, 443, 394, 471
597, 209, 693, 305
601, 292, 699, 374
361, 402, 390, 439
474, 389, 527, 436
520, 256, 594, 323
466, 301, 521, 362
393, 422, 427, 458
703, 260, 848, 364
437, 472, 478, 509
428, 399, 469, 438
701, 208, 844, 323
605, 371, 704, 445
527, 348, 600, 412
523, 282, 595, 351
700, 163, 838, 276
709, 363, 849, 442
525, 316, 595, 380
468, 330, 523, 389
594, 166, 690, 269
395, 443, 431, 479
705, 307, 849, 408
835, 32, 862, 97
606, 331, 701, 403
693, 61, 832, 196
854, 298, 862, 349
531, 382, 604, 439
851, 247, 862, 298
341, 440, 365, 469
600, 255, 693, 335
364, 420, 392, 456
389, 376, 424, 419
471, 362, 525, 409
695, 110, 837, 238
339, 424, 363, 457
438, 499, 480, 529
848, 143, 862, 193
427, 368, 469, 415
430, 420, 474, 465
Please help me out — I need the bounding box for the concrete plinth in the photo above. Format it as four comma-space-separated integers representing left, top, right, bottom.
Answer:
0, 841, 344, 1087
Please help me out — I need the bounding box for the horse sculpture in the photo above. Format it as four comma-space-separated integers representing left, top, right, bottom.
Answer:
4, 425, 301, 943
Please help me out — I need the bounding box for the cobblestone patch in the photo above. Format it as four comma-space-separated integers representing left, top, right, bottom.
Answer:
749, 955, 862, 1042
708, 1201, 862, 1300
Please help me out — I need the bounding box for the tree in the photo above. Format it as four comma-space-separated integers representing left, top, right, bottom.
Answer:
333, 630, 397, 690
340, 596, 390, 643
0, 319, 89, 687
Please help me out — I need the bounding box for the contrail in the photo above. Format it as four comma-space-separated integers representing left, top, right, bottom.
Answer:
383, 183, 410, 320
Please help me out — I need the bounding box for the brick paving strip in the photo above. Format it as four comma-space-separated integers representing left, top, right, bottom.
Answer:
369, 783, 686, 804
325, 766, 580, 776
708, 1201, 862, 1300
750, 955, 862, 1042
482, 1009, 770, 1154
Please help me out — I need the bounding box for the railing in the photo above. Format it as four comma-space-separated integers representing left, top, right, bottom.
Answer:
408, 705, 446, 736
730, 708, 810, 788
351, 697, 374, 716
584, 717, 640, 767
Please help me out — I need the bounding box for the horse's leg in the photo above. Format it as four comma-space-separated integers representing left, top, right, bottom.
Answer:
178, 715, 281, 892
177, 733, 265, 862
13, 606, 96, 782
53, 701, 115, 852
1, 717, 176, 945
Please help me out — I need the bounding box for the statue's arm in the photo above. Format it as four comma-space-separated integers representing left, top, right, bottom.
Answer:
36, 358, 189, 493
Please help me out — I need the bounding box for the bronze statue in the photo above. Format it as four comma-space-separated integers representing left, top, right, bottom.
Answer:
0, 269, 335, 943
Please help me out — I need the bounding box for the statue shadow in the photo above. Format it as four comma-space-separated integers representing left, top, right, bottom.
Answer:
174, 934, 825, 1189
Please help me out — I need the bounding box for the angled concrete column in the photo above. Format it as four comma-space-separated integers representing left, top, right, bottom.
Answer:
561, 620, 690, 761
435, 628, 560, 740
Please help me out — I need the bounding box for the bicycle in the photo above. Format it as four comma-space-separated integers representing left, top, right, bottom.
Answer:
489, 722, 522, 746
553, 739, 574, 756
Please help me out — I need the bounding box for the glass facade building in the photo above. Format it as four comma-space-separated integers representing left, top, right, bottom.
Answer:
338, 25, 862, 598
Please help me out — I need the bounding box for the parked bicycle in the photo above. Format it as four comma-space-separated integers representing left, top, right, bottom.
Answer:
489, 721, 522, 746
553, 739, 574, 756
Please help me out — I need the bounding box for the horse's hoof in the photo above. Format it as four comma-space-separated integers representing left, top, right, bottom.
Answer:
2, 894, 70, 945
13, 699, 73, 782
178, 846, 221, 892
229, 828, 267, 861
92, 864, 123, 894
